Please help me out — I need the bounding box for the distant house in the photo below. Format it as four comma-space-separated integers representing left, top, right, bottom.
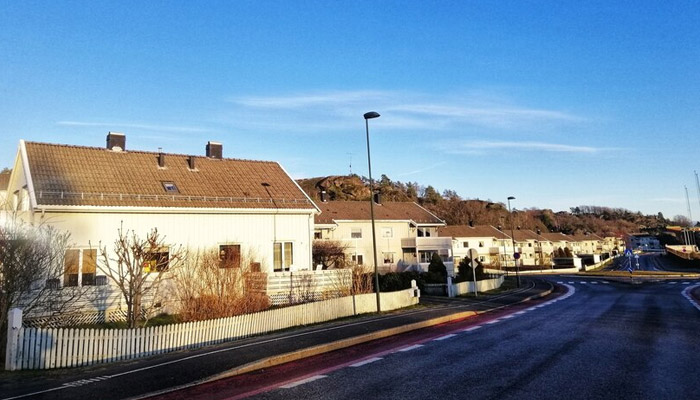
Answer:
437, 225, 511, 270
540, 232, 573, 256
627, 233, 661, 251
509, 229, 550, 267
3, 133, 320, 318
314, 198, 451, 273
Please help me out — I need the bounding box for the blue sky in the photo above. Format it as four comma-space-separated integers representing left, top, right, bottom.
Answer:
2, 1, 699, 220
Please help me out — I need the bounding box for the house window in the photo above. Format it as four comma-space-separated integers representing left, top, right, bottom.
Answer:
161, 181, 179, 193
219, 244, 241, 268
463, 241, 469, 248
314, 231, 322, 239
351, 228, 362, 239
417, 228, 432, 237
143, 248, 170, 273
381, 227, 393, 238
274, 242, 293, 271
479, 241, 485, 247
63, 249, 97, 287
351, 254, 364, 265
383, 252, 395, 264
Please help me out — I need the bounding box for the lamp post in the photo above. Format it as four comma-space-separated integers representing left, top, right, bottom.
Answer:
364, 111, 381, 313
507, 196, 521, 288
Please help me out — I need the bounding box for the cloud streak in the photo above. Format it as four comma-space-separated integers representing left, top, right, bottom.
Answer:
57, 121, 208, 133
226, 90, 583, 132
446, 140, 601, 154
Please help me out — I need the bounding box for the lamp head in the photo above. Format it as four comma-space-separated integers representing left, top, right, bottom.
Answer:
363, 111, 381, 120
507, 196, 515, 200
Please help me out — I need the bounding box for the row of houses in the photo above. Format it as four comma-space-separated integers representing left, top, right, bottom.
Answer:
315, 201, 625, 274
1, 133, 624, 320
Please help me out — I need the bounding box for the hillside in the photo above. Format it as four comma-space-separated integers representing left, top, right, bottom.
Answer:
297, 175, 669, 237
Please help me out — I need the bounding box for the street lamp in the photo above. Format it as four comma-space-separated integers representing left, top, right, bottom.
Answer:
507, 196, 521, 288
364, 111, 381, 313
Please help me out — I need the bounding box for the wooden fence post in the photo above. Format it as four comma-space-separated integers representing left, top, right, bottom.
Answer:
5, 308, 23, 371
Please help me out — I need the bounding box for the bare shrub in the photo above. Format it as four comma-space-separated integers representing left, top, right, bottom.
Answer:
174, 248, 270, 322
312, 240, 348, 269
1, 217, 86, 361
95, 225, 186, 328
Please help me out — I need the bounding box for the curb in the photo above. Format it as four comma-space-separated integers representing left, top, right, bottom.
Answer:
207, 282, 555, 381
139, 282, 555, 399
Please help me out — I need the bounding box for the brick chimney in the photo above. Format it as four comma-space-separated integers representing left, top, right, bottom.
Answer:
188, 156, 196, 170
158, 152, 166, 168
206, 141, 222, 159
106, 132, 125, 151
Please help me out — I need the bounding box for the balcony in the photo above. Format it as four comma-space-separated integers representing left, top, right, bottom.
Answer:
401, 237, 452, 250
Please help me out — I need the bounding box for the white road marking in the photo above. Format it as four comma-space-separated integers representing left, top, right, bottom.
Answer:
568, 281, 575, 284
591, 282, 599, 284
280, 375, 327, 389
670, 282, 678, 285
683, 282, 691, 285
580, 281, 587, 284
434, 334, 457, 341
515, 311, 527, 315
398, 344, 424, 352
501, 314, 515, 319
350, 357, 383, 367
602, 281, 609, 284
462, 326, 482, 332
557, 281, 563, 284
682, 284, 700, 312
486, 319, 500, 324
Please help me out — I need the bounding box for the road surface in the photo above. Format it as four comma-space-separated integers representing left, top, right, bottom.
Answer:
223, 278, 700, 399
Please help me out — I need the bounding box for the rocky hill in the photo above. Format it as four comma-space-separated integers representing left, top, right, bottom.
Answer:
297, 175, 669, 237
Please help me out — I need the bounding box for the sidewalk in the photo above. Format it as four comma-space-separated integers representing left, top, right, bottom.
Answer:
0, 277, 554, 400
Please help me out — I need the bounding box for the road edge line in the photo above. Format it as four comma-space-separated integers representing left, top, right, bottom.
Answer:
139, 282, 555, 399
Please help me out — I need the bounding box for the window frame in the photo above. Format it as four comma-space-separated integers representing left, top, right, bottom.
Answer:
219, 244, 241, 269
274, 241, 294, 272
63, 248, 98, 287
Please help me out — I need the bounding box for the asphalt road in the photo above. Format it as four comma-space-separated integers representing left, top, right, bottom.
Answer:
605, 252, 700, 273
247, 278, 700, 400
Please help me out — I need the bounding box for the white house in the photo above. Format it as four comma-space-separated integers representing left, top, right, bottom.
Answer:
3, 133, 321, 318
437, 224, 511, 270
314, 199, 452, 273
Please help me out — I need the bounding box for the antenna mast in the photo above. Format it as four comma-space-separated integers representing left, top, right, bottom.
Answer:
685, 185, 693, 226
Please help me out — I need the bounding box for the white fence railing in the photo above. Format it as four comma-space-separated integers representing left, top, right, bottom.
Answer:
5, 285, 419, 371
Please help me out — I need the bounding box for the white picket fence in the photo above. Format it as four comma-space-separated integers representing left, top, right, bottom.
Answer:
5, 285, 419, 371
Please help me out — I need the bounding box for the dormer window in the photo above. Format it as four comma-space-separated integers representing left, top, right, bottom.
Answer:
162, 181, 179, 193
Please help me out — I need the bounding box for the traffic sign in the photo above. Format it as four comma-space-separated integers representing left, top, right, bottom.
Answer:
468, 249, 479, 270
513, 252, 521, 260
624, 249, 633, 257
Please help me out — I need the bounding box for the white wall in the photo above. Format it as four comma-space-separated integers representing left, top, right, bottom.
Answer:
37, 210, 314, 273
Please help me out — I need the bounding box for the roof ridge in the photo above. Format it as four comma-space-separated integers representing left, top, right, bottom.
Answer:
24, 141, 276, 164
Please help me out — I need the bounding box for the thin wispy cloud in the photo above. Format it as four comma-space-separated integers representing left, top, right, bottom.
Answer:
396, 161, 448, 177
446, 140, 601, 154
57, 121, 208, 133
225, 90, 584, 132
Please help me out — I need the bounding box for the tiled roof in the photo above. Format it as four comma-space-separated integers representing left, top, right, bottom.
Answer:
314, 201, 444, 225
570, 233, 603, 241
24, 141, 316, 210
510, 229, 544, 242
438, 225, 510, 240
0, 170, 10, 191
540, 232, 572, 242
